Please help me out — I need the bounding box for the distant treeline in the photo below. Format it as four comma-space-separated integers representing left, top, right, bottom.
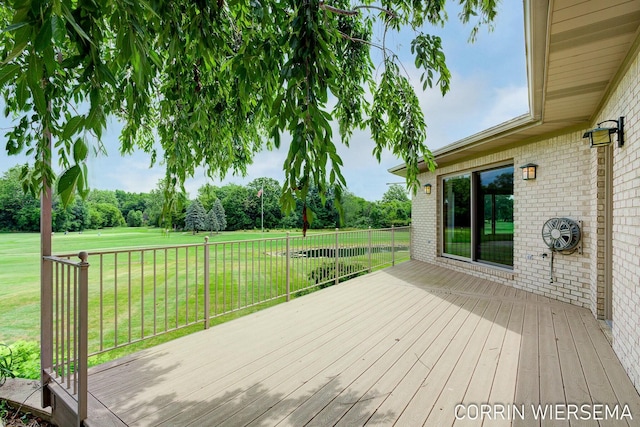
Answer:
0, 167, 411, 232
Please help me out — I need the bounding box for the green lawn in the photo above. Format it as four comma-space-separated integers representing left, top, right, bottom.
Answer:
0, 228, 296, 343
0, 227, 409, 364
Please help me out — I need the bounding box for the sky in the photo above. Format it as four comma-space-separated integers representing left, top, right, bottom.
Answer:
0, 1, 528, 202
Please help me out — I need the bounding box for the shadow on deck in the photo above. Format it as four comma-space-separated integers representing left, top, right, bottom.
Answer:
84, 261, 640, 426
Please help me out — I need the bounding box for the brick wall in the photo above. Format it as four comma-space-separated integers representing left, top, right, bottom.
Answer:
597, 49, 640, 391
410, 45, 640, 393
413, 133, 592, 307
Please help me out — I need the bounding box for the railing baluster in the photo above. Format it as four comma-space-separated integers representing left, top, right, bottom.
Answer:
54, 263, 59, 376
127, 251, 131, 343
77, 252, 89, 423
114, 253, 118, 347
195, 246, 199, 323
141, 250, 145, 339
223, 243, 226, 313
245, 242, 249, 308
185, 247, 189, 325
175, 247, 179, 329
66, 264, 71, 388
99, 253, 103, 352
164, 248, 168, 332
73, 266, 77, 394
204, 237, 210, 329
153, 250, 157, 336
286, 232, 290, 301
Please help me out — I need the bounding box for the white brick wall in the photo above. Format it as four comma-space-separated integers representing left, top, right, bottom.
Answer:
413, 133, 592, 307
597, 48, 640, 392
411, 45, 640, 394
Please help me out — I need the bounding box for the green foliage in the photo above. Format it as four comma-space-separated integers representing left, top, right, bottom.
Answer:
0, 343, 14, 386
205, 207, 219, 234
308, 262, 367, 289
212, 199, 226, 231
184, 199, 207, 234
0, 0, 498, 229
0, 341, 39, 381
126, 210, 144, 227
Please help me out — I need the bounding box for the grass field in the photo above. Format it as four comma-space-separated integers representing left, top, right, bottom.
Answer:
0, 228, 300, 342
0, 227, 409, 365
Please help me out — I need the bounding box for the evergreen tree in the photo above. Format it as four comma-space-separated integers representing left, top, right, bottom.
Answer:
206, 208, 219, 234
185, 200, 206, 234
213, 199, 227, 231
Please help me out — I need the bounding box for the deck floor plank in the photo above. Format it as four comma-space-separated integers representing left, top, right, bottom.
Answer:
453, 302, 513, 427
245, 292, 462, 427
188, 285, 445, 427
84, 261, 640, 427
292, 296, 479, 427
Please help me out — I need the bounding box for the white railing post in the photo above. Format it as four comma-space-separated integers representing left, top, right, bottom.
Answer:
391, 225, 396, 266
286, 232, 290, 301
204, 237, 210, 329
77, 251, 89, 426
335, 228, 339, 286
368, 227, 372, 273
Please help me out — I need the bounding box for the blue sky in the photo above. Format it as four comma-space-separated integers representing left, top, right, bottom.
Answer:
0, 1, 528, 202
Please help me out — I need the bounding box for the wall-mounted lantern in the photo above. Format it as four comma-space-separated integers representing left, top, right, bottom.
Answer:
520, 163, 537, 180
424, 183, 432, 195
583, 116, 624, 148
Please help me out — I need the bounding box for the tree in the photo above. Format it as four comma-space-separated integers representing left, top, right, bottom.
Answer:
205, 208, 219, 234
0, 166, 40, 231
0, 0, 498, 232
382, 184, 410, 204
246, 178, 282, 229
184, 200, 206, 234
126, 210, 144, 227
89, 203, 125, 228
213, 199, 227, 232
216, 184, 251, 231
197, 184, 219, 212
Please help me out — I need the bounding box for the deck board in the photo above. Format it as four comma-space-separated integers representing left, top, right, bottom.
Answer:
86, 261, 640, 426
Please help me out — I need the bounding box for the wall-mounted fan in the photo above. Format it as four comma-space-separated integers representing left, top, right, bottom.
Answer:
542, 217, 581, 251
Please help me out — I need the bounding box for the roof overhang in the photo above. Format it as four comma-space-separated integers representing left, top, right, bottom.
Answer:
390, 0, 640, 175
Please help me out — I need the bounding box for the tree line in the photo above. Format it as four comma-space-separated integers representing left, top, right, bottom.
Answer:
0, 166, 411, 233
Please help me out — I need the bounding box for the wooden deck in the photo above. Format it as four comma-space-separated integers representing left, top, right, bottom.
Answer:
85, 261, 640, 426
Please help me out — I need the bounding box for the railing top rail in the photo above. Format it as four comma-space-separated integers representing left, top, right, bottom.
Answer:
54, 226, 410, 257
44, 253, 88, 266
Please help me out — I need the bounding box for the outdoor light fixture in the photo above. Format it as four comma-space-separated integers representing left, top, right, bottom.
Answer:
583, 116, 624, 147
424, 183, 432, 195
520, 163, 537, 180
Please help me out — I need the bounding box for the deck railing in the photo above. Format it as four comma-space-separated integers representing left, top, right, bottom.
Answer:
41, 252, 89, 427
51, 226, 409, 358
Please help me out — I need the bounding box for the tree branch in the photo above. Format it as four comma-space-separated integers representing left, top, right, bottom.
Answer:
319, 3, 398, 20
319, 2, 358, 16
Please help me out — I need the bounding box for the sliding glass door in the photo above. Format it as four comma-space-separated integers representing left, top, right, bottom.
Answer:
442, 165, 514, 268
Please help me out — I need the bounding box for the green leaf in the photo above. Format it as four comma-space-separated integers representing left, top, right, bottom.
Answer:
1, 40, 28, 65
57, 165, 81, 206
30, 82, 46, 114
15, 78, 28, 108
73, 138, 88, 163
34, 18, 52, 52
2, 21, 29, 33
51, 15, 66, 44
62, 116, 84, 139
0, 64, 20, 88
61, 5, 91, 43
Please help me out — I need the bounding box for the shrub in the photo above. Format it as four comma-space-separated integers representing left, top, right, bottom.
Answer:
0, 341, 40, 382
0, 344, 14, 386
308, 262, 367, 289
